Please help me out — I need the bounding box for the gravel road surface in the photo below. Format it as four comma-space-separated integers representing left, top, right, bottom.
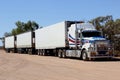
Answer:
0, 50, 120, 80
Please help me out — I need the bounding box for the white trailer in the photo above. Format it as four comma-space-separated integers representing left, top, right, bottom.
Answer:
17, 32, 32, 48
16, 31, 35, 54
35, 21, 67, 49
35, 21, 81, 56
5, 36, 16, 53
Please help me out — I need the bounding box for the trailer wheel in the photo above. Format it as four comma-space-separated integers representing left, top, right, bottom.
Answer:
62, 50, 66, 58
38, 50, 43, 56
42, 50, 46, 56
40, 50, 43, 56
82, 50, 88, 61
38, 49, 40, 55
58, 50, 62, 58
6, 49, 10, 53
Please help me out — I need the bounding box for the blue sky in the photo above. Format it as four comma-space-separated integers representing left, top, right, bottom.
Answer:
0, 0, 120, 46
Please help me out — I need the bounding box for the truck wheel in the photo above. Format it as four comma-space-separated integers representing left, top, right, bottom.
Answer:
42, 50, 46, 56
82, 50, 88, 61
6, 49, 10, 53
39, 50, 43, 56
62, 50, 66, 58
58, 50, 62, 58
38, 49, 40, 55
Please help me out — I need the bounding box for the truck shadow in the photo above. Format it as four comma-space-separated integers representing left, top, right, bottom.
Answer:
90, 57, 120, 62
66, 57, 120, 62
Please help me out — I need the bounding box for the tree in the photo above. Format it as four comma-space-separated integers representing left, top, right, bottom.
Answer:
15, 21, 25, 34
90, 15, 120, 51
31, 21, 39, 30
4, 32, 12, 37
114, 19, 120, 34
24, 21, 39, 31
11, 20, 39, 35
90, 15, 113, 38
11, 29, 17, 35
90, 15, 113, 30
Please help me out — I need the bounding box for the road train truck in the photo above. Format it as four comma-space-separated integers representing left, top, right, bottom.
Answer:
35, 21, 114, 60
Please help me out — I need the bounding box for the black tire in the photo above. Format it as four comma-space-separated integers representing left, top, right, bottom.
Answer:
28, 49, 32, 55
82, 50, 88, 61
6, 49, 10, 53
58, 50, 62, 58
39, 50, 43, 56
42, 50, 46, 56
62, 50, 66, 58
38, 49, 40, 55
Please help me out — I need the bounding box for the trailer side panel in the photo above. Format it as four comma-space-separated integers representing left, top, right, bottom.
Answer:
5, 36, 14, 48
17, 32, 32, 48
35, 21, 67, 49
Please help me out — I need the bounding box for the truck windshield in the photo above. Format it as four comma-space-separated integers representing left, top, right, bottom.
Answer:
82, 31, 101, 37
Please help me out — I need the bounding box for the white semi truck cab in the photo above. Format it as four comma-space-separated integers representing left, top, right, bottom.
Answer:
67, 22, 114, 60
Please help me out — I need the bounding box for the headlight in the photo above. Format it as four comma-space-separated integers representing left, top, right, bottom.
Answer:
90, 44, 94, 48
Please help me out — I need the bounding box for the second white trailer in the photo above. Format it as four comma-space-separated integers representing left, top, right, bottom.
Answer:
16, 31, 35, 54
17, 32, 32, 48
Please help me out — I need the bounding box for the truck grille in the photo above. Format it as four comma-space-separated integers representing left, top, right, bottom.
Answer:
97, 44, 108, 51
95, 40, 109, 55
96, 45, 108, 54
